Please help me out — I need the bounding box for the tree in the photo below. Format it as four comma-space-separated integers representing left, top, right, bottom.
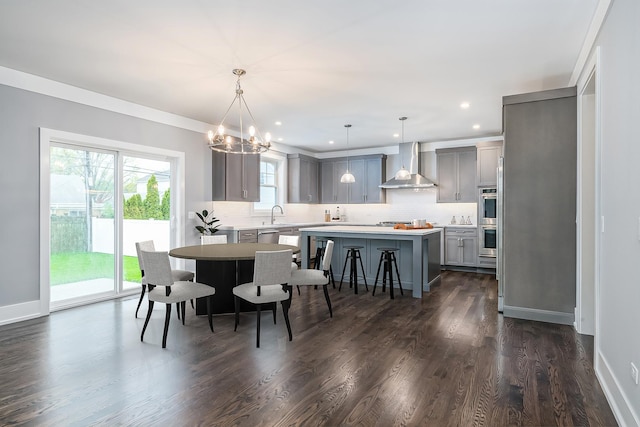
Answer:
143, 175, 161, 219
124, 194, 144, 219
161, 188, 171, 220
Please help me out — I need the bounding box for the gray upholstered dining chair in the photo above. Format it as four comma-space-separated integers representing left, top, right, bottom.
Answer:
135, 240, 195, 318
278, 234, 300, 271
290, 240, 334, 318
232, 249, 293, 348
139, 250, 216, 348
200, 234, 228, 244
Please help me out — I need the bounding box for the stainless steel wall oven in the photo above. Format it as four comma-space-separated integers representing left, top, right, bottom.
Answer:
479, 225, 497, 257
479, 188, 497, 224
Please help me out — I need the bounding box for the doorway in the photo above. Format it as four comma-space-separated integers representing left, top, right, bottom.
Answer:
576, 48, 600, 337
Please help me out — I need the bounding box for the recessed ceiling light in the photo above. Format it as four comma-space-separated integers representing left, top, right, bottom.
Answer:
393, 133, 400, 138
460, 102, 470, 109
473, 124, 480, 130
329, 140, 334, 144
277, 137, 283, 141
275, 121, 282, 126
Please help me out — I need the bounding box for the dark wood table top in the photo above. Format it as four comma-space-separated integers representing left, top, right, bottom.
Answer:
169, 243, 298, 261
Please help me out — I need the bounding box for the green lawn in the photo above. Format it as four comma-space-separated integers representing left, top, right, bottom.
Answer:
50, 252, 141, 286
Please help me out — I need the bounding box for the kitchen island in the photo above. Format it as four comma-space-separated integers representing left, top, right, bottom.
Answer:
300, 225, 442, 298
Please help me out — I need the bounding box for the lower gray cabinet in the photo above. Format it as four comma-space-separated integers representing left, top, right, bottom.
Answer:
444, 227, 477, 266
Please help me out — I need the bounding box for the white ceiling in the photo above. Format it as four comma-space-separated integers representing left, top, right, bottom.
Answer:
0, 0, 598, 152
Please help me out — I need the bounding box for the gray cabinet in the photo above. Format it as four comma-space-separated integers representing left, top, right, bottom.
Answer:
436, 147, 477, 202
212, 152, 260, 201
502, 87, 577, 321
287, 154, 319, 203
320, 155, 386, 204
348, 156, 386, 203
237, 229, 258, 243
444, 227, 477, 266
476, 141, 503, 187
320, 159, 350, 204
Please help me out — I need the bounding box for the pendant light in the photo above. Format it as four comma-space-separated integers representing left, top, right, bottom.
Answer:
340, 124, 355, 183
394, 116, 411, 180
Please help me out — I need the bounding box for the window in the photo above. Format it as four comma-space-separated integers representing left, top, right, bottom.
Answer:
253, 155, 285, 214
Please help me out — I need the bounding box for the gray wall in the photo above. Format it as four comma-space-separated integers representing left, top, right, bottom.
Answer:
588, 0, 640, 423
0, 84, 211, 307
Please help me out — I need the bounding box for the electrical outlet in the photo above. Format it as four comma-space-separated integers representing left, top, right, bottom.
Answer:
188, 211, 195, 219
631, 363, 639, 385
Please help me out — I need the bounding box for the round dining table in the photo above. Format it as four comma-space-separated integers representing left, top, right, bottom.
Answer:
169, 243, 298, 314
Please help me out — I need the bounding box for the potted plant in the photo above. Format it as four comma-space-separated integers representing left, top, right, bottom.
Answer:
195, 209, 221, 236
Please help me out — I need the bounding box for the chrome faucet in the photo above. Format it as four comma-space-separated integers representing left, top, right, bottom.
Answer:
270, 204, 283, 224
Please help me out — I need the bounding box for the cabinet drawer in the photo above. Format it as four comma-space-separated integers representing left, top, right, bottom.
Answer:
445, 227, 477, 237
238, 229, 258, 243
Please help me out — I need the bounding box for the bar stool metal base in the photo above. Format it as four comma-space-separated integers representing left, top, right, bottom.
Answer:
339, 246, 368, 294
373, 248, 403, 299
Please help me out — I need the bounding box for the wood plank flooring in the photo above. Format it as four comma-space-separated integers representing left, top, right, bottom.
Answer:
0, 271, 617, 426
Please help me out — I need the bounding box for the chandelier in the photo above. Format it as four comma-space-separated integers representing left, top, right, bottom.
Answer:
340, 124, 355, 183
207, 69, 271, 154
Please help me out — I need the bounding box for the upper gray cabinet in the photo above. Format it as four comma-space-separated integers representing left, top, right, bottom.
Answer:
320, 155, 386, 204
320, 159, 349, 204
476, 141, 503, 187
348, 155, 386, 203
212, 151, 260, 202
436, 147, 477, 203
287, 154, 319, 203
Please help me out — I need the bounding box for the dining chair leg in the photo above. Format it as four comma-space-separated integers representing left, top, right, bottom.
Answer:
141, 300, 154, 342
234, 296, 240, 331
176, 302, 181, 320
190, 299, 195, 309
256, 304, 261, 348
207, 296, 214, 332
272, 302, 277, 324
296, 285, 301, 296
162, 304, 171, 349
135, 284, 146, 318
323, 284, 333, 318
281, 298, 293, 342
181, 301, 186, 325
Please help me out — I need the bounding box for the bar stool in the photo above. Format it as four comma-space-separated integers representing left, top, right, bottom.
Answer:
313, 239, 336, 288
339, 246, 368, 294
373, 247, 403, 299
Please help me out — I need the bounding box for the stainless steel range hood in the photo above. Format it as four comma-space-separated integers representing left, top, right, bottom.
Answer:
379, 142, 437, 189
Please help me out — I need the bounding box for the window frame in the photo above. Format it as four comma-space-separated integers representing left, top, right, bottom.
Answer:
251, 151, 286, 217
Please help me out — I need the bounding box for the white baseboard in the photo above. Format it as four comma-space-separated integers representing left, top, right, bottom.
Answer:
0, 300, 44, 326
596, 351, 640, 427
502, 305, 574, 325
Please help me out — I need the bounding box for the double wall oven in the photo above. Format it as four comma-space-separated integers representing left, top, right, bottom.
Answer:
479, 188, 497, 258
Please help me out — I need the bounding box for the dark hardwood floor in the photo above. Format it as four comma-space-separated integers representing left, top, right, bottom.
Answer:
0, 271, 617, 426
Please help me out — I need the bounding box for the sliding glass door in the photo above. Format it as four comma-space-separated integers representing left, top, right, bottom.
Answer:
121, 155, 172, 292
49, 145, 116, 305
48, 141, 177, 309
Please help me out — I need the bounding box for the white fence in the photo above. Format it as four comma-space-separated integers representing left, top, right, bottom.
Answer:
92, 218, 170, 257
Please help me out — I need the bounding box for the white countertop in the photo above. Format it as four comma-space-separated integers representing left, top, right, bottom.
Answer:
219, 222, 375, 231
300, 225, 443, 236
